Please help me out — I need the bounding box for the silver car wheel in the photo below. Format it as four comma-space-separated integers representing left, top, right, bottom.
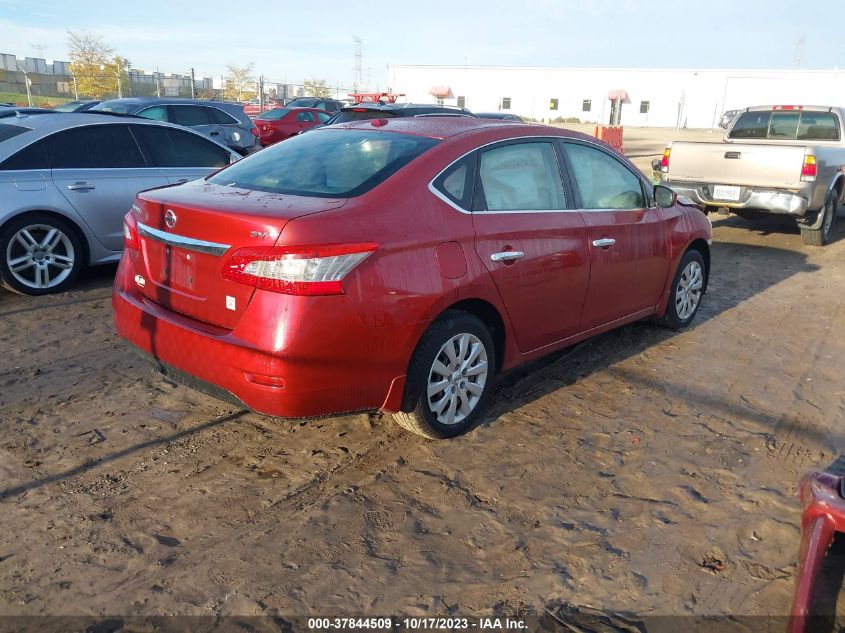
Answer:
427, 333, 488, 426
675, 260, 703, 321
6, 223, 76, 290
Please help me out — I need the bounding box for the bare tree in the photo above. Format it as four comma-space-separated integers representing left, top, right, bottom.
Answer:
303, 78, 331, 98
224, 63, 256, 102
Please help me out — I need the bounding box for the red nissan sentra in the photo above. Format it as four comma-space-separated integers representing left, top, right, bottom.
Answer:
114, 117, 712, 439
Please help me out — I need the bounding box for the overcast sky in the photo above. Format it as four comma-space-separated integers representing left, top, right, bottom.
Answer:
1, 0, 840, 89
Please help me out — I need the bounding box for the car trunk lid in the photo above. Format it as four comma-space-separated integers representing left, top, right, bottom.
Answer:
134, 180, 347, 329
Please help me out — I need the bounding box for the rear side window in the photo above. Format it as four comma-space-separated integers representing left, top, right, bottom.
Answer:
730, 110, 841, 141
0, 136, 54, 170
432, 155, 475, 210
137, 105, 169, 122
171, 105, 211, 126
52, 125, 146, 169
132, 125, 230, 168
332, 110, 397, 123
208, 129, 439, 197
296, 111, 315, 122
0, 124, 31, 143
207, 107, 238, 125
476, 142, 566, 211
564, 142, 645, 210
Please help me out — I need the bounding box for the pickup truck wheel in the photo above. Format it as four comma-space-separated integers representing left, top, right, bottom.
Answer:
392, 311, 495, 440
661, 249, 706, 330
800, 192, 837, 246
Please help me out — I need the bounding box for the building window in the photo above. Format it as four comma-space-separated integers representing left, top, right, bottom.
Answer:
582, 99, 592, 112
436, 98, 444, 106
640, 100, 650, 114
501, 97, 511, 110
549, 98, 559, 111
457, 95, 466, 108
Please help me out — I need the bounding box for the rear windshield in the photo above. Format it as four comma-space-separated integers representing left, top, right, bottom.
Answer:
208, 128, 439, 197
332, 110, 398, 123
729, 110, 841, 141
0, 124, 31, 143
256, 108, 290, 120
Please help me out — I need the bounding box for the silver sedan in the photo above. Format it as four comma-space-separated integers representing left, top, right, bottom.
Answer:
0, 112, 239, 295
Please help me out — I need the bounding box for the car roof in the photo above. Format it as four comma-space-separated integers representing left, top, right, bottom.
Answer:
324, 116, 547, 140
97, 97, 243, 109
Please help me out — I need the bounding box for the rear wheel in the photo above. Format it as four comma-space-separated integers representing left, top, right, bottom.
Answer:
801, 191, 837, 246
0, 214, 83, 295
393, 311, 495, 439
661, 249, 706, 330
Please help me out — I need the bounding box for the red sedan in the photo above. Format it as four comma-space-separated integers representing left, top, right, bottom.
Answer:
114, 118, 712, 439
254, 107, 331, 146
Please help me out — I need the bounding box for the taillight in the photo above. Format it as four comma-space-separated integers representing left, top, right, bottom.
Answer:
801, 154, 817, 181
123, 207, 140, 251
659, 147, 671, 172
221, 243, 378, 295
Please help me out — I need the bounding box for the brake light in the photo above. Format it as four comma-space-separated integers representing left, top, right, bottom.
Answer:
123, 208, 140, 251
801, 154, 817, 181
659, 147, 671, 171
221, 243, 378, 295
352, 108, 367, 112
773, 105, 804, 111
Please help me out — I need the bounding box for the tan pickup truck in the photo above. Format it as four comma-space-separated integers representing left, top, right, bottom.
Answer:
655, 105, 845, 245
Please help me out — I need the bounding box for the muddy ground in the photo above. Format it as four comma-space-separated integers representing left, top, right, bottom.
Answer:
1, 127, 844, 628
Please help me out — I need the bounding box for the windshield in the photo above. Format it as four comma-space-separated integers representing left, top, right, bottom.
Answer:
0, 124, 31, 143
257, 108, 290, 121
729, 110, 841, 141
91, 102, 132, 114
286, 98, 317, 108
53, 101, 84, 112
208, 128, 439, 198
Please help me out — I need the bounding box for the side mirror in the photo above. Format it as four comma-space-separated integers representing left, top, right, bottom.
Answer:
654, 184, 677, 208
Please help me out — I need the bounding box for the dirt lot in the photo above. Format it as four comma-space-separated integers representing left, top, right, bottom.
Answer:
1, 127, 844, 628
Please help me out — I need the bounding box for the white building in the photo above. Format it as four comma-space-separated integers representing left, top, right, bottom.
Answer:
387, 65, 845, 128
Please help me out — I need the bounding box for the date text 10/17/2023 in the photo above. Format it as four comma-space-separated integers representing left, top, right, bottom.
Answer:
306, 617, 528, 630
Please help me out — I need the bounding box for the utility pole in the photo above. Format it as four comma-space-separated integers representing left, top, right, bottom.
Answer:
794, 36, 806, 67
353, 36, 363, 93
258, 75, 264, 112
70, 69, 79, 100
190, 67, 196, 98
17, 64, 33, 106
155, 68, 162, 97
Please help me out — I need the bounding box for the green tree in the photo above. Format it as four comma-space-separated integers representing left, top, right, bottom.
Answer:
67, 30, 115, 98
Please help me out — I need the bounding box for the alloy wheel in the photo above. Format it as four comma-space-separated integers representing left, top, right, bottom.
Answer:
6, 224, 76, 291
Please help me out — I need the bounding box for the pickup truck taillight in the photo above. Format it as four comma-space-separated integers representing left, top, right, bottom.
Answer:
801, 155, 817, 182
221, 243, 378, 295
659, 148, 671, 172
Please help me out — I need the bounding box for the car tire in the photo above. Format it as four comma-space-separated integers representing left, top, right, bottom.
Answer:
393, 311, 495, 439
661, 248, 706, 330
0, 214, 84, 295
800, 191, 837, 246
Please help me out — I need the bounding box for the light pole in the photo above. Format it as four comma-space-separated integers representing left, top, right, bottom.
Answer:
16, 63, 33, 106
70, 69, 79, 100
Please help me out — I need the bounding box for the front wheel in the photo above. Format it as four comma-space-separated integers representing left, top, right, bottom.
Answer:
393, 311, 495, 439
0, 214, 83, 295
661, 249, 706, 330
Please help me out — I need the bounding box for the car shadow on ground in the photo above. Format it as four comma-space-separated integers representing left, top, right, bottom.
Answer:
0, 264, 117, 318
483, 238, 821, 435
710, 208, 845, 245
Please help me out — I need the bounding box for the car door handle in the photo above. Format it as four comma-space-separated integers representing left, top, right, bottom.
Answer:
67, 182, 95, 191
491, 251, 525, 262
592, 238, 616, 248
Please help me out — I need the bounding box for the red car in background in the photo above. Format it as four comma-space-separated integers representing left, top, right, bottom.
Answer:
114, 118, 712, 439
254, 107, 332, 146
242, 98, 281, 117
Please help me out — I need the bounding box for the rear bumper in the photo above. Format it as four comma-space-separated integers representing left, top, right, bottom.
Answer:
665, 181, 810, 216
112, 255, 421, 418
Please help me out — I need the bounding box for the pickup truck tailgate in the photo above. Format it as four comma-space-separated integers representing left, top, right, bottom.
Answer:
667, 141, 807, 189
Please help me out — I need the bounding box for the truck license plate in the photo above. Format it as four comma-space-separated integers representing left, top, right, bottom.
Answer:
713, 185, 741, 201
